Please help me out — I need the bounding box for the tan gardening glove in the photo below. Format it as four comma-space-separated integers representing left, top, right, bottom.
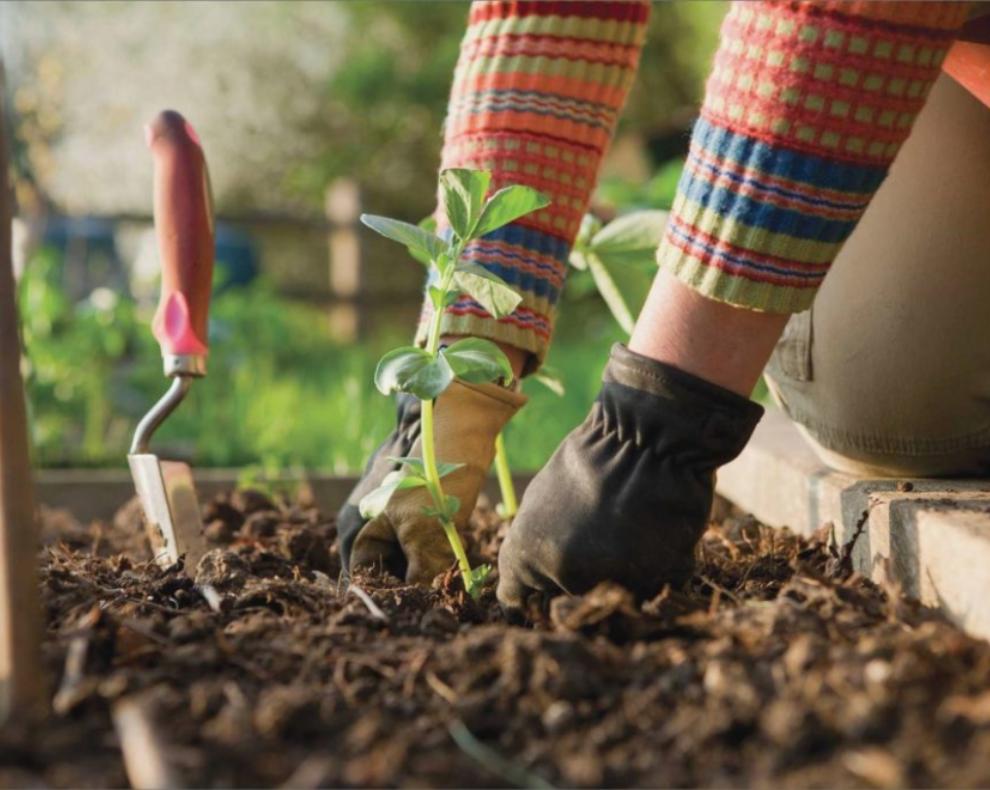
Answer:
348, 379, 526, 584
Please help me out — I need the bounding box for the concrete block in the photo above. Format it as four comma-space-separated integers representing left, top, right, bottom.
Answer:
717, 408, 990, 641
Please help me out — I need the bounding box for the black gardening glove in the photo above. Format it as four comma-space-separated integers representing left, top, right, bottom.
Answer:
337, 393, 421, 574
497, 343, 764, 614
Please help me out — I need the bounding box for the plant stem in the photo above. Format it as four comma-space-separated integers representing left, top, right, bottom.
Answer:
420, 397, 474, 584
424, 260, 456, 356
493, 432, 517, 518
420, 257, 479, 595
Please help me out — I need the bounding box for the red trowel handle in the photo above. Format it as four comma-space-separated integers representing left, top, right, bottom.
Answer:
146, 110, 214, 377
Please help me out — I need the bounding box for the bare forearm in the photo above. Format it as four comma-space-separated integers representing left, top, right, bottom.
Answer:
629, 270, 788, 397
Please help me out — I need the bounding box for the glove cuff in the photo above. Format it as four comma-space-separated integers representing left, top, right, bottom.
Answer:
430, 379, 526, 472
435, 379, 527, 445
450, 378, 527, 411
600, 343, 764, 464
604, 343, 758, 414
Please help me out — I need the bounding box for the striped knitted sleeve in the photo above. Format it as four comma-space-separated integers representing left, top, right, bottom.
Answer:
417, 0, 650, 371
658, 1, 970, 314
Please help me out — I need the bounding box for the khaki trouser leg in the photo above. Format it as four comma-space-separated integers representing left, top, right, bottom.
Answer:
765, 75, 990, 478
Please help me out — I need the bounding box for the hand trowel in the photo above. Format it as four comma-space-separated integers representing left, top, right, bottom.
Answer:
128, 110, 214, 572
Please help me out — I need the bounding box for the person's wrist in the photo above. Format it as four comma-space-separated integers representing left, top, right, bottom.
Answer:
629, 270, 789, 397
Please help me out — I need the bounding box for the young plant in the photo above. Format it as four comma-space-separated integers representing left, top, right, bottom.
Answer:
492, 364, 565, 519
492, 432, 517, 519
358, 168, 549, 598
568, 210, 668, 335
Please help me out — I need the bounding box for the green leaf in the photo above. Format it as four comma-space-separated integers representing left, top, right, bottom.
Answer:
439, 463, 464, 478
465, 563, 492, 596
531, 365, 566, 397
586, 252, 655, 337
407, 357, 455, 400
360, 214, 445, 264
574, 211, 664, 334
440, 168, 491, 240
455, 260, 510, 284
421, 495, 460, 521
466, 172, 492, 223
359, 470, 427, 519
374, 346, 454, 399
474, 185, 550, 238
374, 346, 430, 395
390, 456, 426, 477
449, 169, 491, 227
409, 216, 442, 266
389, 456, 464, 479
452, 262, 522, 319
574, 212, 603, 251
441, 337, 513, 384
590, 210, 668, 266
567, 249, 589, 272
428, 286, 446, 310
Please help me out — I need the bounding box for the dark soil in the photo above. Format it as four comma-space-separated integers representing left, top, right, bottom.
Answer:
3, 487, 990, 788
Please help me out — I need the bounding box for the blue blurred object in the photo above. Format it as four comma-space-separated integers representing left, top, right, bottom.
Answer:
40, 215, 128, 300
39, 215, 259, 300
214, 223, 259, 292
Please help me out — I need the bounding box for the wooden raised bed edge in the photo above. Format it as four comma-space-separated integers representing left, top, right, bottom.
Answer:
35, 469, 536, 525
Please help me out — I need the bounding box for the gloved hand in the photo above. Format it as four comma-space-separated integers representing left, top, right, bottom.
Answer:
497, 343, 763, 614
337, 392, 421, 573
339, 379, 526, 584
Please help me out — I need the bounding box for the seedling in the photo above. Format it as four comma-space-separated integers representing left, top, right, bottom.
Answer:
492, 365, 565, 519
358, 169, 549, 598
492, 432, 517, 518
412, 214, 558, 521
569, 210, 668, 335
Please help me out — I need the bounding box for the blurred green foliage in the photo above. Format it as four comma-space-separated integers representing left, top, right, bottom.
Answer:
596, 159, 685, 214
19, 246, 623, 473
19, 248, 142, 463
19, 248, 398, 472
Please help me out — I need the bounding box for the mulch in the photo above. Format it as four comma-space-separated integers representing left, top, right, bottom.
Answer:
2, 486, 989, 788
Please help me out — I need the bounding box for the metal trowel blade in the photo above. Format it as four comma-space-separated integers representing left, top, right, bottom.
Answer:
128, 453, 207, 572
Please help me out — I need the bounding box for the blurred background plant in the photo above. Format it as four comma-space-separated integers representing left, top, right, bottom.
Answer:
18, 243, 628, 473
3, 0, 728, 473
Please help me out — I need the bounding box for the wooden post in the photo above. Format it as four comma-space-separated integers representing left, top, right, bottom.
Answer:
324, 178, 362, 341
0, 64, 45, 722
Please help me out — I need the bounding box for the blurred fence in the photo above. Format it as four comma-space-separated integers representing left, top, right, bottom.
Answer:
16, 176, 425, 343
